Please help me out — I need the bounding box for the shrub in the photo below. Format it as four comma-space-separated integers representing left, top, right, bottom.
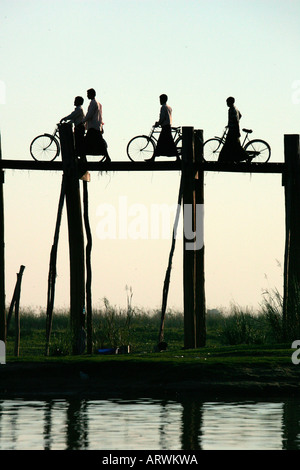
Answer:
92, 297, 134, 350
260, 288, 284, 343
220, 305, 266, 345
49, 330, 72, 356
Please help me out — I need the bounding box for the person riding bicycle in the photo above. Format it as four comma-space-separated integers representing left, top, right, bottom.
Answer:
145, 94, 179, 162
218, 96, 247, 163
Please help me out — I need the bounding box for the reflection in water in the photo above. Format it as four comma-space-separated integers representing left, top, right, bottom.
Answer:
282, 400, 300, 450
43, 401, 53, 451
65, 400, 88, 450
0, 397, 300, 450
180, 399, 203, 450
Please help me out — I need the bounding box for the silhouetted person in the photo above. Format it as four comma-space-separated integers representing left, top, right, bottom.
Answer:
218, 96, 247, 163
60, 96, 87, 177
83, 88, 110, 162
145, 94, 178, 162
60, 96, 85, 157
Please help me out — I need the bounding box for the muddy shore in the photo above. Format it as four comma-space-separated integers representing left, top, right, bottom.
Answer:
1, 360, 300, 400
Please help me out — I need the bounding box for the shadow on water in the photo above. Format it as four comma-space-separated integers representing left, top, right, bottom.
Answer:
1, 395, 300, 450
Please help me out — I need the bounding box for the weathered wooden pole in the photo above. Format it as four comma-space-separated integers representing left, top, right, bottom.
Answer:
58, 123, 86, 355
194, 129, 206, 347
82, 180, 93, 354
283, 134, 300, 341
45, 178, 65, 356
0, 130, 5, 345
7, 265, 25, 330
181, 127, 206, 348
182, 127, 195, 348
14, 265, 25, 357
158, 172, 183, 346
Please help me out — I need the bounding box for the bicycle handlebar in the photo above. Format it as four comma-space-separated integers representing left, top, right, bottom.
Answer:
152, 125, 181, 130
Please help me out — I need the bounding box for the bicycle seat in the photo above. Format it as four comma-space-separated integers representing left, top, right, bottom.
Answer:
242, 128, 253, 134
171, 126, 181, 131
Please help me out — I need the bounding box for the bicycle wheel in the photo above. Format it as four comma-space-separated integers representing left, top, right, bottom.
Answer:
174, 137, 182, 157
126, 135, 155, 162
30, 134, 60, 161
203, 138, 222, 162
244, 139, 271, 163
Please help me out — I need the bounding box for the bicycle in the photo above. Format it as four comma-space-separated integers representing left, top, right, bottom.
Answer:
30, 125, 61, 161
126, 126, 182, 162
203, 128, 271, 163
30, 125, 108, 162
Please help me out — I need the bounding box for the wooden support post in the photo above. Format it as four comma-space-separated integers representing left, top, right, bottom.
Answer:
7, 265, 25, 330
283, 134, 300, 341
182, 127, 206, 348
59, 123, 86, 355
45, 178, 65, 356
158, 171, 183, 347
194, 129, 206, 347
0, 130, 5, 345
14, 265, 25, 357
82, 180, 93, 354
182, 127, 195, 348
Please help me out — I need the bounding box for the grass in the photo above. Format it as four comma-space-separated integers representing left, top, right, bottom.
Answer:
4, 292, 295, 362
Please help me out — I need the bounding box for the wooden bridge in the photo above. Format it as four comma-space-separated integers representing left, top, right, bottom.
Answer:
0, 159, 284, 173
0, 125, 298, 354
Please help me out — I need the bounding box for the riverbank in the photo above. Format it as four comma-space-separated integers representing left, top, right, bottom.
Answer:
1, 346, 300, 400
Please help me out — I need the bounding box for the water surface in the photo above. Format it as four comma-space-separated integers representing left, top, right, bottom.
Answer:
0, 397, 299, 450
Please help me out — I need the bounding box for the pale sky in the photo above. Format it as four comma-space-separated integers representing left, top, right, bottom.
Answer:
0, 0, 299, 313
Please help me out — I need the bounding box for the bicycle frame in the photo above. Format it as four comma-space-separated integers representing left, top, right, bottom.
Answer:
215, 128, 228, 144
240, 131, 251, 147
148, 126, 182, 143
52, 126, 60, 139
215, 128, 252, 148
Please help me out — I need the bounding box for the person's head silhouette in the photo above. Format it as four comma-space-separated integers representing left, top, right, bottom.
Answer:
74, 96, 84, 106
160, 94, 168, 105
87, 88, 96, 100
226, 96, 235, 107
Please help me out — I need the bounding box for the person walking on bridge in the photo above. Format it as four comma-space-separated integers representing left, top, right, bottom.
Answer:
145, 94, 178, 162
83, 88, 110, 162
218, 96, 247, 163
